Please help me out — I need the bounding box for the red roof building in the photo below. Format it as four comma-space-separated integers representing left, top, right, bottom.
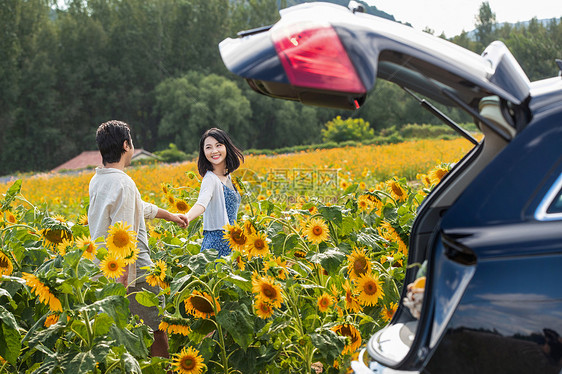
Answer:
52, 149, 158, 172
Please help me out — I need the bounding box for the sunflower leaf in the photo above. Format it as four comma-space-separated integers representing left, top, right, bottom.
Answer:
310, 329, 346, 364
224, 274, 251, 292
135, 290, 160, 307
79, 295, 129, 329
1, 179, 22, 211
0, 318, 21, 365
309, 248, 346, 275
319, 206, 343, 226
62, 350, 96, 373
109, 324, 149, 358
216, 303, 254, 351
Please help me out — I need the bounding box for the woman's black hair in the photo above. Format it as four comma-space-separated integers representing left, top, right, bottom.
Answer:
96, 120, 132, 165
197, 128, 244, 176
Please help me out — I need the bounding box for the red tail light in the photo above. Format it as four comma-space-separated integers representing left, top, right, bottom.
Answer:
272, 24, 366, 94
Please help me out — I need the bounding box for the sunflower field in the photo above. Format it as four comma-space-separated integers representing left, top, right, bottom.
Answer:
0, 138, 474, 373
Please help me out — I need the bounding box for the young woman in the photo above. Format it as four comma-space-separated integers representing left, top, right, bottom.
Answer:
185, 128, 244, 257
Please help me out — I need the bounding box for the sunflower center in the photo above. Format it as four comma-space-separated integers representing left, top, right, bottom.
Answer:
0, 256, 9, 268
254, 239, 265, 250
176, 201, 188, 211
364, 281, 378, 295
191, 295, 214, 313
108, 262, 118, 271
436, 169, 447, 179
353, 258, 367, 275
232, 230, 246, 245
112, 231, 130, 248
261, 304, 270, 313
86, 243, 94, 253
312, 226, 323, 236
7, 215, 16, 223
261, 284, 277, 299
391, 183, 404, 196
45, 229, 66, 244
181, 357, 195, 370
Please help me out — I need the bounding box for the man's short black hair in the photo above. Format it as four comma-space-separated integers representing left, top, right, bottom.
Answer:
96, 120, 132, 166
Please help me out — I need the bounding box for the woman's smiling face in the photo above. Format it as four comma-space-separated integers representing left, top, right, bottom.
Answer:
203, 136, 227, 169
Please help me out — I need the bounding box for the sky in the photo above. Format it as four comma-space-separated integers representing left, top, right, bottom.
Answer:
365, 0, 562, 38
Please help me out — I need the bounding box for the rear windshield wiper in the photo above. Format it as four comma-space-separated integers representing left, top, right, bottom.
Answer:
402, 87, 479, 146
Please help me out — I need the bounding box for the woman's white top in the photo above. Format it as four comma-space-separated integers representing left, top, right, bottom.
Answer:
195, 170, 231, 231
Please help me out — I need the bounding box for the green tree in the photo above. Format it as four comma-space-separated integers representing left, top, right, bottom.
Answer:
155, 71, 252, 152
475, 1, 496, 49
321, 116, 374, 143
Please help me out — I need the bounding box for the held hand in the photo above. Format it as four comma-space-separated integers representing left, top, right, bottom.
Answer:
175, 214, 189, 228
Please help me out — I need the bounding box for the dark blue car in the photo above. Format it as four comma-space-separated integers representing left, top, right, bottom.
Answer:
218, 2, 562, 373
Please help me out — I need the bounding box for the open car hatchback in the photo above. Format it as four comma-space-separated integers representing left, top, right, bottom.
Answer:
219, 2, 562, 373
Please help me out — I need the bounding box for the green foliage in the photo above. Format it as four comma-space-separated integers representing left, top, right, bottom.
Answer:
321, 116, 374, 143
0, 0, 560, 176
155, 71, 252, 152
153, 143, 190, 163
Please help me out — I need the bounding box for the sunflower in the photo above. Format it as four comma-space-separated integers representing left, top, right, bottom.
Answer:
75, 236, 97, 261
355, 272, 384, 306
381, 302, 398, 323
122, 247, 139, 265
22, 272, 63, 312
428, 166, 449, 185
172, 346, 206, 374
247, 232, 269, 258
184, 290, 219, 318
264, 257, 288, 280
305, 217, 329, 244
99, 255, 126, 279
416, 173, 433, 188
343, 281, 363, 313
254, 299, 274, 319
167, 194, 176, 206
339, 179, 349, 190
56, 238, 74, 256
51, 214, 66, 223
357, 195, 373, 212
223, 224, 247, 251
159, 316, 191, 336
234, 253, 246, 271
40, 227, 72, 248
317, 292, 334, 313
146, 273, 160, 288
251, 274, 283, 308
146, 260, 167, 287
332, 324, 362, 355
44, 313, 60, 328
161, 183, 169, 195
387, 180, 407, 202
0, 252, 14, 276
359, 181, 367, 190
105, 221, 137, 258
243, 220, 256, 236
77, 214, 88, 226
175, 199, 190, 213
4, 211, 17, 225
379, 221, 408, 255
347, 247, 371, 280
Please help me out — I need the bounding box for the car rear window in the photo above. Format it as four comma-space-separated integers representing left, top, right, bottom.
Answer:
547, 188, 562, 214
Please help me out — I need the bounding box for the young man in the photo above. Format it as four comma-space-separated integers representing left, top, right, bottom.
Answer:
88, 120, 188, 357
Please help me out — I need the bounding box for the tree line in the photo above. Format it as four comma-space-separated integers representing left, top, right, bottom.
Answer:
1, 0, 560, 176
